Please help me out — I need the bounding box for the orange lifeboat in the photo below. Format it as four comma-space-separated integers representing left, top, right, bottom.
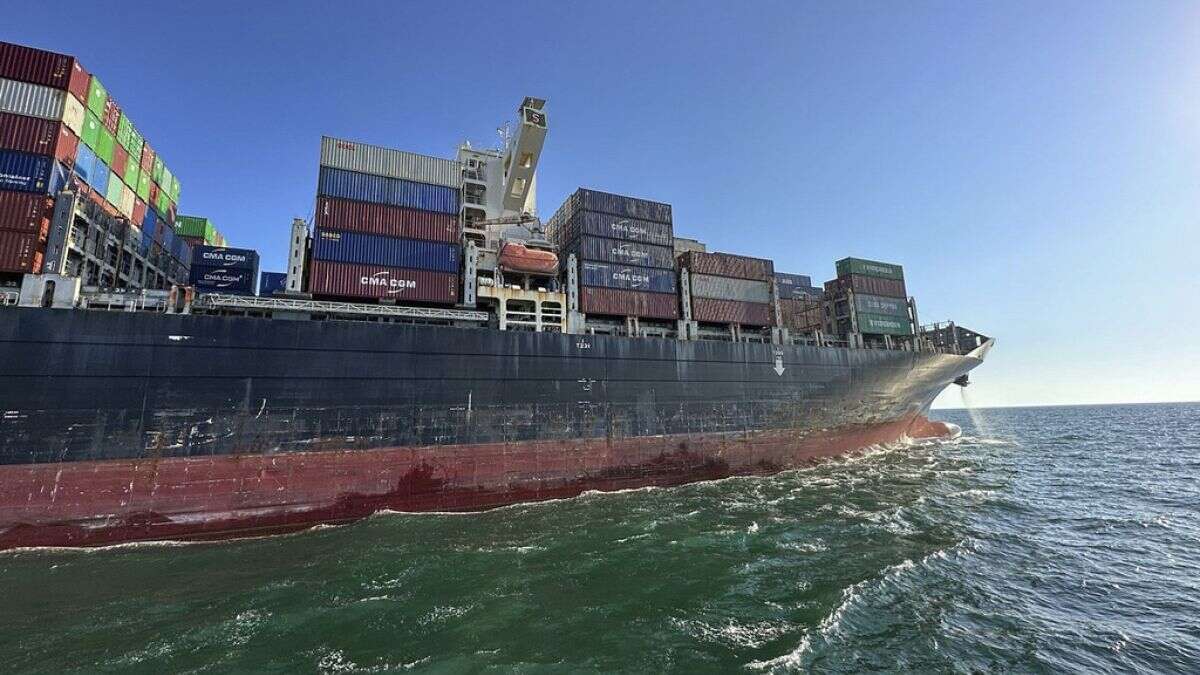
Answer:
499, 242, 559, 275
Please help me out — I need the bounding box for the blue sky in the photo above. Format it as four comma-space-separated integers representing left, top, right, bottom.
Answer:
5, 2, 1198, 407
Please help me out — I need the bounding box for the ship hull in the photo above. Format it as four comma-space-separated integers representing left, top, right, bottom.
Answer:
0, 307, 983, 549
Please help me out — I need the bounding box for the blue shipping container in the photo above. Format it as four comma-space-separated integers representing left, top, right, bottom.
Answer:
91, 157, 110, 196
569, 234, 675, 270
258, 271, 287, 296
189, 264, 256, 295
312, 229, 460, 273
565, 210, 674, 247
580, 261, 677, 293
317, 167, 460, 215
775, 272, 814, 300
192, 245, 260, 271
0, 150, 67, 194
74, 144, 98, 186
139, 226, 153, 255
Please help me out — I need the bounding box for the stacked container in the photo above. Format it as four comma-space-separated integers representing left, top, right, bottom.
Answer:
175, 215, 224, 248
0, 40, 182, 274
258, 271, 286, 297
824, 257, 912, 336
310, 136, 462, 304
776, 272, 823, 333
189, 245, 259, 295
679, 251, 775, 326
547, 188, 678, 320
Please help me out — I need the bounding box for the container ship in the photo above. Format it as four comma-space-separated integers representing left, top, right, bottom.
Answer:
0, 41, 991, 549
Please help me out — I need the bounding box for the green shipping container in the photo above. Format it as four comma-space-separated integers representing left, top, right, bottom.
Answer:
853, 293, 909, 318
152, 156, 164, 182
856, 312, 913, 336
86, 77, 107, 116
155, 189, 170, 217
126, 126, 144, 161
836, 257, 904, 281
81, 112, 101, 150
116, 114, 133, 149
136, 171, 150, 201
105, 171, 123, 205
123, 161, 139, 190
161, 166, 173, 197
175, 215, 215, 240
169, 175, 181, 202
95, 127, 115, 164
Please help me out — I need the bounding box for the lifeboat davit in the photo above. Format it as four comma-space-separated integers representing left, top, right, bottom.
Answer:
499, 242, 558, 275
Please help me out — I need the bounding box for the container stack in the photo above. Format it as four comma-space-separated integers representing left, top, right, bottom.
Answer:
824, 257, 913, 336
775, 272, 824, 333
175, 215, 226, 248
547, 188, 678, 320
189, 245, 259, 295
0, 40, 182, 275
258, 271, 286, 297
310, 136, 462, 304
679, 251, 775, 326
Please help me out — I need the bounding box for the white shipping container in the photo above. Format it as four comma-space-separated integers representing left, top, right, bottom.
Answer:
61, 94, 85, 136
690, 273, 772, 303
320, 136, 462, 189
0, 77, 66, 121
118, 184, 135, 219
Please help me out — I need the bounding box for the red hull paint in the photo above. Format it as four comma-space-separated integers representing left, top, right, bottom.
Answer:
0, 415, 950, 550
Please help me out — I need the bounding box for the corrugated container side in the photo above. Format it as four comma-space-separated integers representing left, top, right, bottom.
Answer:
85, 76, 106, 116
139, 225, 152, 255
0, 190, 52, 236
259, 271, 287, 296
90, 158, 110, 196
0, 229, 42, 273
316, 196, 461, 243
679, 250, 774, 281
580, 260, 678, 293
308, 260, 460, 304
0, 112, 63, 156
0, 150, 66, 194
67, 60, 89, 102
312, 228, 460, 273
189, 263, 257, 295
0, 42, 73, 90
778, 298, 823, 332
690, 298, 774, 326
689, 273, 771, 303
774, 272, 814, 299
317, 167, 459, 215
0, 78, 66, 120
192, 245, 259, 271
319, 136, 462, 189
824, 274, 907, 299
836, 257, 904, 281
853, 293, 909, 318
856, 312, 914, 336
101, 97, 120, 133
555, 209, 674, 247
579, 286, 679, 320
576, 188, 673, 224
566, 234, 675, 269
104, 169, 123, 205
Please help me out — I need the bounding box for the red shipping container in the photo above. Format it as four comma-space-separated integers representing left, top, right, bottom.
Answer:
308, 260, 460, 304
779, 298, 823, 332
148, 181, 159, 204
0, 230, 43, 273
102, 98, 120, 133
0, 191, 52, 237
111, 144, 128, 177
580, 286, 679, 320
691, 297, 774, 326
67, 60, 89, 102
132, 198, 146, 227
140, 143, 154, 172
824, 274, 907, 299
679, 250, 774, 282
0, 112, 78, 166
0, 41, 73, 90
315, 196, 461, 243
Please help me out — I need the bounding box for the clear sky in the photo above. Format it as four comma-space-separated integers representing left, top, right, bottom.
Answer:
5, 2, 1198, 408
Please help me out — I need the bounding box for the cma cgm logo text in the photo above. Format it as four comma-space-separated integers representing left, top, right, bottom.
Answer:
612, 243, 649, 261
202, 250, 248, 264
361, 272, 417, 293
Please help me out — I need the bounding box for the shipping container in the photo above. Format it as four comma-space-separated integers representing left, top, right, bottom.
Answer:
60, 95, 84, 135
580, 260, 677, 293
580, 286, 679, 320
139, 143, 153, 172
0, 77, 66, 121
320, 136, 462, 189
778, 298, 823, 332
135, 167, 150, 201
690, 297, 773, 326
189, 263, 256, 295
853, 293, 909, 319
0, 112, 77, 165
0, 229, 42, 273
122, 154, 139, 188
308, 260, 460, 304
0, 41, 74, 91
554, 209, 674, 247
317, 167, 459, 215
118, 184, 135, 219
774, 272, 814, 300
139, 224, 153, 255
110, 143, 127, 177
258, 271, 287, 297
175, 215, 217, 241
554, 187, 673, 224
0, 191, 52, 236
824, 274, 907, 299
80, 111, 100, 149
101, 97, 120, 133
192, 245, 259, 271
132, 198, 146, 229
316, 196, 460, 243
836, 257, 904, 281
89, 157, 110, 196
567, 234, 675, 269
855, 312, 914, 336
312, 229, 460, 273
0, 150, 67, 194
104, 169, 123, 206
86, 76, 106, 116
690, 273, 771, 303
94, 126, 114, 164
679, 250, 774, 282
66, 60, 89, 103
